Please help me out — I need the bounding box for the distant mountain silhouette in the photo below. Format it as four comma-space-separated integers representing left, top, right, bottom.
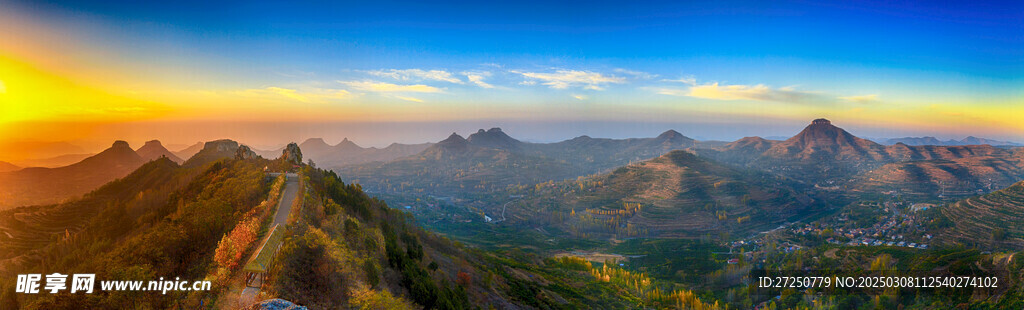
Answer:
467, 128, 523, 150
422, 133, 471, 157
0, 161, 19, 172
136, 140, 183, 163
298, 138, 334, 157
340, 128, 706, 198
172, 142, 204, 160
0, 140, 87, 162
885, 136, 1021, 147
261, 137, 432, 168
12, 153, 94, 168
0, 141, 147, 209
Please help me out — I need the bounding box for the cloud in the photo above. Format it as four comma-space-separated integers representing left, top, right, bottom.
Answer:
651, 88, 689, 96
572, 94, 587, 100
235, 86, 352, 103
339, 80, 443, 93
681, 82, 824, 103
513, 69, 625, 90
366, 69, 463, 84
394, 96, 424, 103
461, 71, 495, 88
662, 76, 697, 85
838, 94, 879, 103
613, 68, 657, 79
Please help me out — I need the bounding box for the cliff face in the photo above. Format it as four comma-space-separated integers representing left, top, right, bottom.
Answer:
282, 142, 302, 165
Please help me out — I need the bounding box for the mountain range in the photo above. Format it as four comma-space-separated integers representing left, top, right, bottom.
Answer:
0, 161, 18, 173
885, 136, 1022, 147
0, 139, 241, 209
338, 127, 706, 197
254, 138, 432, 168
700, 119, 1024, 194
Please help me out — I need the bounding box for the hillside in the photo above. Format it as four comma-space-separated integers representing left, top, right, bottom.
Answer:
854, 156, 1024, 198
0, 147, 717, 309
939, 181, 1024, 249
512, 150, 816, 239
0, 141, 146, 209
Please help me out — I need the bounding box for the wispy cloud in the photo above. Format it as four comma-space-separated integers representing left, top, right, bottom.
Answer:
838, 94, 879, 103
512, 69, 625, 90
394, 95, 424, 103
659, 82, 825, 104
366, 69, 463, 84
461, 71, 495, 88
651, 87, 689, 96
339, 80, 443, 93
613, 68, 657, 79
572, 94, 587, 100
662, 76, 697, 85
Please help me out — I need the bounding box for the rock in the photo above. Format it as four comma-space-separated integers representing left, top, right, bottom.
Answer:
243, 298, 308, 310
281, 142, 302, 165
235, 144, 258, 160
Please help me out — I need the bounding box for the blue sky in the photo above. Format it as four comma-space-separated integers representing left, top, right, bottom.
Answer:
2, 0, 1023, 148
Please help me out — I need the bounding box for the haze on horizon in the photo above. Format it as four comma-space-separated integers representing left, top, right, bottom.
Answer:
1, 0, 1022, 155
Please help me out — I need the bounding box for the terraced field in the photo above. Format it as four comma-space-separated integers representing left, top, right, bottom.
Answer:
940, 181, 1024, 248
855, 157, 1024, 198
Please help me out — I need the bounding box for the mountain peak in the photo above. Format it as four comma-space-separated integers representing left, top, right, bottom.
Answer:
440, 132, 467, 144
467, 128, 521, 149
137, 139, 183, 163
111, 140, 132, 150
656, 129, 688, 140
763, 118, 886, 161
302, 138, 328, 146
335, 137, 362, 150
203, 139, 240, 152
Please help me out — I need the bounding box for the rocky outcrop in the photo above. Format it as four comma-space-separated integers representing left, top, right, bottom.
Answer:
281, 142, 302, 165
235, 144, 259, 160
243, 299, 308, 310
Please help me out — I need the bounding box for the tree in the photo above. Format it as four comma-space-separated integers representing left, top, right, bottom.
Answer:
0, 284, 19, 310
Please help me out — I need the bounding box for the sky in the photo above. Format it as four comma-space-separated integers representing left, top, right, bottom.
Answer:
0, 0, 1022, 156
